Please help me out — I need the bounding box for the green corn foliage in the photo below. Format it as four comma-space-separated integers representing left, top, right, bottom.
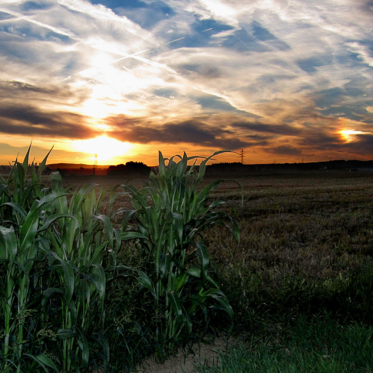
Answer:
40, 173, 109, 371
40, 170, 143, 372
1, 146, 240, 371
0, 193, 66, 372
0, 143, 52, 225
0, 147, 121, 372
0, 144, 62, 372
122, 151, 240, 359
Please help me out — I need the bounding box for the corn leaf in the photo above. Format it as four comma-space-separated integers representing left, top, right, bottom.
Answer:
37, 145, 54, 178
0, 226, 17, 261
24, 353, 59, 373
57, 329, 75, 340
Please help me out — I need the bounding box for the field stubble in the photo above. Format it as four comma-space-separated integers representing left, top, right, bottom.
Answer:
204, 171, 373, 281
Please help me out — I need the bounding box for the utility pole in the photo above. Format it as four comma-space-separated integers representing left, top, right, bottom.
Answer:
240, 148, 244, 164
93, 154, 97, 176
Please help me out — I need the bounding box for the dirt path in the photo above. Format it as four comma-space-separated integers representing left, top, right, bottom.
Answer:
135, 337, 236, 373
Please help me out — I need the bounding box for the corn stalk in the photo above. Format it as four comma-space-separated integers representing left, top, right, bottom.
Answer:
122, 151, 240, 359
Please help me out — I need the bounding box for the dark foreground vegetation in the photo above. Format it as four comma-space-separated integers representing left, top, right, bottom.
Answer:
0, 147, 238, 372
1, 146, 373, 372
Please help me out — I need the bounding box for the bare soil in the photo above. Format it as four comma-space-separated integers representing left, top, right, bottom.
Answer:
135, 337, 236, 373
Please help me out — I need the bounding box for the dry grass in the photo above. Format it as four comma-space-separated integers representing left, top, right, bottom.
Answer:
201, 171, 373, 283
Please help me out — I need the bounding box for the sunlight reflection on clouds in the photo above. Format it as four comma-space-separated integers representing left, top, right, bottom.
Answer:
0, 0, 372, 164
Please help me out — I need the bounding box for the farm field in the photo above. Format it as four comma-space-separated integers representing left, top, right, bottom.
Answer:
2, 153, 373, 372
195, 171, 373, 373
76, 170, 373, 282
68, 169, 373, 283
209, 170, 373, 281
72, 170, 373, 372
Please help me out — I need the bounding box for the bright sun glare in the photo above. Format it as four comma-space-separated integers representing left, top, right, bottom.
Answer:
339, 130, 364, 142
74, 136, 132, 162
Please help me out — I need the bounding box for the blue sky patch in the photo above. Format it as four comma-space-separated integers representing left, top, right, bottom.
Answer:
192, 17, 234, 34
90, 0, 175, 30
197, 95, 259, 118
222, 28, 270, 52
314, 87, 346, 107
20, 1, 53, 12
153, 88, 177, 98
252, 21, 276, 41
297, 56, 333, 73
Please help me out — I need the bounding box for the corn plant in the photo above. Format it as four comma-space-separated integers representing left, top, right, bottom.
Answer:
0, 194, 68, 372
1, 145, 241, 371
0, 143, 52, 226
0, 148, 128, 372
0, 145, 62, 372
122, 151, 240, 359
39, 171, 145, 372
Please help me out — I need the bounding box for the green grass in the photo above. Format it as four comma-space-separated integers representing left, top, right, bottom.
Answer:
192, 265, 373, 372
195, 318, 373, 373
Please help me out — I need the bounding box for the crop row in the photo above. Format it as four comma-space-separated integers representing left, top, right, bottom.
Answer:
0, 146, 239, 372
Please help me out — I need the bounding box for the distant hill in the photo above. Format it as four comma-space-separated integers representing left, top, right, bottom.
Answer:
48, 163, 111, 170
47, 163, 110, 176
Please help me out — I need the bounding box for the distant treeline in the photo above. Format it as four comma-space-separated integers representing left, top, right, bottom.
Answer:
206, 160, 373, 174
106, 161, 151, 176
48, 162, 151, 177
2, 160, 373, 177
0, 164, 52, 175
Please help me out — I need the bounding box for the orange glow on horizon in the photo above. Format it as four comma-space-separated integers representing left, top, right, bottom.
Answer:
73, 136, 133, 163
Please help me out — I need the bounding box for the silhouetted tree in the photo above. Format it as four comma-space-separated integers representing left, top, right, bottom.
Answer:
107, 162, 150, 176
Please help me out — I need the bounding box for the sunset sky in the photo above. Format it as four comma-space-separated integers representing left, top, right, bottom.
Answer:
1, 0, 373, 166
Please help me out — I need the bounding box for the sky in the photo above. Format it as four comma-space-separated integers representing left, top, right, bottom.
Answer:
0, 0, 373, 166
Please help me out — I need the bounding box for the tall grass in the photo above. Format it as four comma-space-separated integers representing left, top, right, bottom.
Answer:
0, 146, 238, 372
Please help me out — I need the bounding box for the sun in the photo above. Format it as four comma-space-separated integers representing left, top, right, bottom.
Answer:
74, 136, 132, 163
339, 130, 364, 142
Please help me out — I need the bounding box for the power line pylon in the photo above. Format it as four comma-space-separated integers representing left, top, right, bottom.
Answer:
93, 153, 97, 176
240, 148, 244, 164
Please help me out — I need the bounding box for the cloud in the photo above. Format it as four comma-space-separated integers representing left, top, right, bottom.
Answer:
1, 0, 373, 163
358, 0, 373, 14
0, 80, 58, 96
0, 104, 96, 139
348, 133, 373, 154
107, 115, 252, 149
232, 121, 302, 136
266, 145, 302, 156
0, 80, 86, 103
